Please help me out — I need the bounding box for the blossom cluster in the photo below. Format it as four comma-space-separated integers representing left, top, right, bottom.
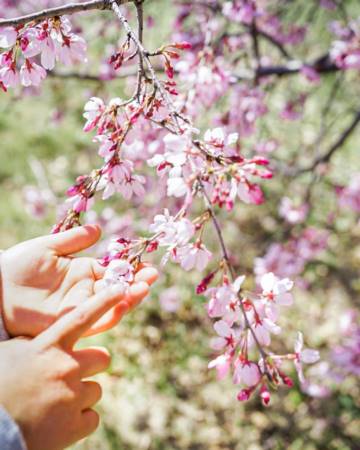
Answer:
207, 272, 319, 403
0, 16, 86, 90
330, 19, 360, 71
222, 1, 307, 46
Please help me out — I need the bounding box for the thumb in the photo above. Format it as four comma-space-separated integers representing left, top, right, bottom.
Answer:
45, 224, 101, 255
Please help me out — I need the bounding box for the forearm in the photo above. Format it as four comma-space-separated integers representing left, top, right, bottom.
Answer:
0, 407, 27, 450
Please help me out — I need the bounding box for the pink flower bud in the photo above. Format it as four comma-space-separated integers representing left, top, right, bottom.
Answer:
237, 387, 254, 402
172, 41, 192, 50
66, 185, 79, 197
252, 156, 269, 166
196, 271, 216, 294
146, 241, 159, 253
165, 60, 174, 79
260, 385, 271, 406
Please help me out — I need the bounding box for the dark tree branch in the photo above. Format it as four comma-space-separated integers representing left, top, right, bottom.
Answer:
258, 54, 339, 78
256, 28, 291, 59
0, 0, 130, 27
296, 109, 360, 175
233, 53, 339, 81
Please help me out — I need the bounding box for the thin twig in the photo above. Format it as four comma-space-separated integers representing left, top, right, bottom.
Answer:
198, 179, 270, 367
110, 0, 184, 128
0, 0, 129, 27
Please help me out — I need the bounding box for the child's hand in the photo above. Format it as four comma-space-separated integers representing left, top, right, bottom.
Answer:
0, 225, 158, 337
0, 284, 128, 450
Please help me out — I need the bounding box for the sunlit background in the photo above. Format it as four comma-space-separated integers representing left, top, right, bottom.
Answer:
0, 1, 359, 449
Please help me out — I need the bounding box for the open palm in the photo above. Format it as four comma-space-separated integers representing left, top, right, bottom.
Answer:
0, 225, 157, 337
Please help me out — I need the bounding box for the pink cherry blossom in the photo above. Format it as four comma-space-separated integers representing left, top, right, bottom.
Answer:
148, 132, 189, 171
279, 197, 309, 224
206, 276, 245, 323
294, 332, 320, 383
83, 97, 105, 132
39, 36, 57, 70
102, 160, 135, 200
211, 320, 237, 351
204, 127, 238, 148
71, 194, 94, 213
208, 354, 232, 380
149, 210, 195, 247
57, 34, 87, 65
177, 242, 212, 271
260, 272, 293, 306
103, 259, 134, 287
20, 59, 47, 87
117, 174, 146, 200
0, 62, 19, 88
237, 182, 264, 205
167, 166, 188, 197
250, 322, 271, 347
0, 27, 17, 48
159, 287, 182, 312
233, 359, 261, 387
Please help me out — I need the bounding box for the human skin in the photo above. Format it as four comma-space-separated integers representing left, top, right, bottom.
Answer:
0, 224, 158, 338
0, 284, 132, 450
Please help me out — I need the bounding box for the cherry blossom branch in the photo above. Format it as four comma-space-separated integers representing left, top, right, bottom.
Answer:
198, 179, 270, 368
109, 0, 272, 377
0, 0, 131, 27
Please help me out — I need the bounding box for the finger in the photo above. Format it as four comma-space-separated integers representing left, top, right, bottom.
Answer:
134, 266, 159, 286
92, 260, 106, 280
73, 347, 111, 378
59, 279, 94, 312
79, 409, 100, 439
46, 224, 101, 256
84, 282, 149, 337
82, 302, 130, 337
36, 285, 125, 349
94, 279, 106, 294
81, 381, 102, 410
127, 281, 150, 306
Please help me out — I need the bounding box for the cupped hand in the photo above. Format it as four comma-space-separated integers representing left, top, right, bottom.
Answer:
0, 225, 158, 338
0, 283, 132, 450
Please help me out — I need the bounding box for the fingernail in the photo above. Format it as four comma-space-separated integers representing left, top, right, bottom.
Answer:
129, 281, 149, 297
135, 267, 159, 283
